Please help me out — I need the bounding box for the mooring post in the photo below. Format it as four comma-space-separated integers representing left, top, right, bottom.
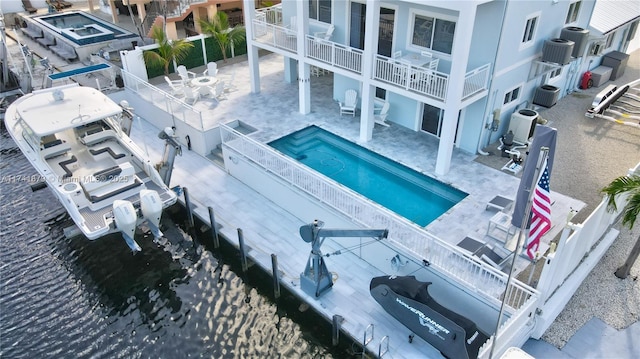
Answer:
183, 187, 194, 230
208, 206, 219, 249
271, 254, 281, 299
332, 314, 343, 346
237, 228, 248, 272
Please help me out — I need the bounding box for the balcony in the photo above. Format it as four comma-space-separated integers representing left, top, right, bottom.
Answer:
251, 7, 490, 105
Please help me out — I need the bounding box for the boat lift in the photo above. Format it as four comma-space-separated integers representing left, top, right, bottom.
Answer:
299, 220, 388, 298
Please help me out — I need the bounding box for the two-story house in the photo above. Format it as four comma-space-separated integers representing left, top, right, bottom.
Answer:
241, 0, 638, 176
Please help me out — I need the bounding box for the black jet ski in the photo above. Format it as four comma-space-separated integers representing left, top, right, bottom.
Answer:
370, 275, 489, 359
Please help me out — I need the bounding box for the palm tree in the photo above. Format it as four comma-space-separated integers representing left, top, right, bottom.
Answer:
198, 12, 246, 63
602, 174, 640, 279
143, 25, 194, 75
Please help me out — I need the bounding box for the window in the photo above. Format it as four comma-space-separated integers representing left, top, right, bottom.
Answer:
605, 31, 615, 49
549, 68, 562, 79
309, 0, 332, 24
411, 13, 456, 55
565, 1, 581, 24
503, 86, 521, 106
522, 15, 538, 45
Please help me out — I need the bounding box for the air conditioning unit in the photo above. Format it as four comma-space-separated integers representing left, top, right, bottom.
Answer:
590, 41, 606, 56
508, 109, 538, 145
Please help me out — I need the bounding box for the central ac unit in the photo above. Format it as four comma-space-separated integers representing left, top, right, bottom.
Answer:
508, 109, 538, 145
590, 41, 606, 56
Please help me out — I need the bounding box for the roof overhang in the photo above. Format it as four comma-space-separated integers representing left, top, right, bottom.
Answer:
588, 0, 640, 36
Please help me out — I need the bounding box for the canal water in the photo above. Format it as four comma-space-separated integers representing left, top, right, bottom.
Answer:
0, 126, 363, 358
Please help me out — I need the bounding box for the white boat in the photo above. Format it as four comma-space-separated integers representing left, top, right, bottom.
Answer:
4, 84, 178, 251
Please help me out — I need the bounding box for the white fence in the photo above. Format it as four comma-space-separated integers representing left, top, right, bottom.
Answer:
252, 19, 297, 53
219, 124, 538, 310
121, 70, 204, 131
533, 162, 640, 337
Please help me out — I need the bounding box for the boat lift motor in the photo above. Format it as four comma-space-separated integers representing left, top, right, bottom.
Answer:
299, 220, 388, 298
157, 127, 182, 187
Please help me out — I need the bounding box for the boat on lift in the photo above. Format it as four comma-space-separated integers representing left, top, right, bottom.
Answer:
4, 84, 178, 251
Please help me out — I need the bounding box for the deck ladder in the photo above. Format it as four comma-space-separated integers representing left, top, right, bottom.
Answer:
361, 324, 374, 358
378, 335, 389, 357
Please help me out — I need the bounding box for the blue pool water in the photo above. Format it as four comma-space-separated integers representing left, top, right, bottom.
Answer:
269, 126, 467, 226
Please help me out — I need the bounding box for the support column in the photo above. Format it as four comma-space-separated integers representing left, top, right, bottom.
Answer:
243, 0, 260, 93
136, 2, 146, 24
88, 0, 94, 12
193, 8, 203, 34
435, 5, 476, 176
294, 0, 310, 115
358, 0, 380, 142
165, 22, 178, 40
109, 0, 119, 23
284, 58, 297, 83
299, 63, 311, 114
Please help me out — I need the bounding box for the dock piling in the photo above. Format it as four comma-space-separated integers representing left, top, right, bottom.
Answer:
237, 228, 248, 272
183, 187, 194, 230
332, 314, 343, 346
271, 254, 281, 299
208, 206, 219, 249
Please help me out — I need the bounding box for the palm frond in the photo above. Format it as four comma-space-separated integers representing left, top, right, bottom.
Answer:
602, 175, 640, 229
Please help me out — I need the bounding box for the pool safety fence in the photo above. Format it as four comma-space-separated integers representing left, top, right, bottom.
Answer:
219, 124, 538, 308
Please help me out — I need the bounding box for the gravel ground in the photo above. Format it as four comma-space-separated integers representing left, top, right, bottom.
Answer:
542, 222, 640, 347
474, 48, 640, 349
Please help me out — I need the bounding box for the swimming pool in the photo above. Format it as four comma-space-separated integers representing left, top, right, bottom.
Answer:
269, 126, 467, 226
33, 11, 137, 45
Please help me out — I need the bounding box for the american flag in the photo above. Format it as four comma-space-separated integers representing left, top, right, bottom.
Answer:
527, 159, 551, 260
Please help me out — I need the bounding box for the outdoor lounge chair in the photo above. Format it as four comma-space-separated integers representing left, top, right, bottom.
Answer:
22, 0, 37, 14
339, 89, 357, 116
474, 245, 514, 271
374, 101, 390, 127
202, 62, 218, 77
486, 195, 514, 212
164, 76, 184, 97
177, 65, 196, 83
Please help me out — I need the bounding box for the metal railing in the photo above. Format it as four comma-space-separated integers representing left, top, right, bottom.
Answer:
121, 70, 204, 130
220, 124, 538, 310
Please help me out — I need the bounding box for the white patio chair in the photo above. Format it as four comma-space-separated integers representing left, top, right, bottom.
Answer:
313, 24, 335, 41
177, 65, 196, 83
164, 76, 184, 97
202, 62, 218, 77
183, 86, 200, 105
374, 101, 390, 127
339, 89, 357, 116
212, 81, 227, 102
222, 69, 237, 92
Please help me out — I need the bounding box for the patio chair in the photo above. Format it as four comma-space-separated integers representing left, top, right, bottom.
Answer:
202, 62, 218, 77
474, 244, 514, 271
183, 86, 200, 105
374, 101, 390, 127
212, 81, 227, 102
456, 236, 485, 255
222, 69, 237, 92
486, 195, 513, 212
313, 24, 335, 41
22, 0, 37, 14
55, 0, 72, 8
338, 89, 357, 116
164, 76, 184, 97
177, 65, 196, 83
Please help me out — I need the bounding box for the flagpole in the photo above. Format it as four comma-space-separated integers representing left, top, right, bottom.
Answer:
489, 146, 549, 359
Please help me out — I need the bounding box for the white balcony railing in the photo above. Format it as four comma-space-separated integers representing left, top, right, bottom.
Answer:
251, 12, 490, 103
252, 19, 297, 53
306, 36, 364, 74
